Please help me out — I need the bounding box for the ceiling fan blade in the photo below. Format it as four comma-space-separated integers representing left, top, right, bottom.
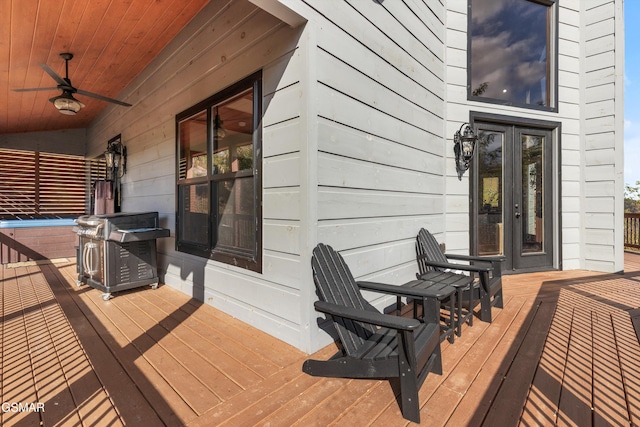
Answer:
40, 63, 69, 87
76, 89, 132, 107
12, 87, 59, 92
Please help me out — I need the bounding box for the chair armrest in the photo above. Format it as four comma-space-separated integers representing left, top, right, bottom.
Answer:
445, 254, 505, 264
445, 254, 503, 278
416, 255, 492, 273
314, 300, 421, 331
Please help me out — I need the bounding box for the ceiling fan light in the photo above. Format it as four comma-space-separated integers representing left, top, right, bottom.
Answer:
50, 92, 84, 115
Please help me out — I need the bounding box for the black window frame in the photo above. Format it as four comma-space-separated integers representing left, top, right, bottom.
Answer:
467, 0, 559, 112
175, 71, 263, 272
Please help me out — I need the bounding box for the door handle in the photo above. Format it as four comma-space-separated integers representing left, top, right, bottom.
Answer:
514, 204, 520, 218
515, 212, 521, 218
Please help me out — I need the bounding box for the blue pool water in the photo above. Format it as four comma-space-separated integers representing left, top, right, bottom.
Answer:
0, 218, 76, 228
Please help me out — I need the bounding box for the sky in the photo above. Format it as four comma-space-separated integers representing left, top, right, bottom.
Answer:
625, 1, 640, 186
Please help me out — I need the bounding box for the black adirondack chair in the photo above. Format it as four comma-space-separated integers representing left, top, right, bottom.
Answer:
303, 244, 442, 423
416, 228, 504, 323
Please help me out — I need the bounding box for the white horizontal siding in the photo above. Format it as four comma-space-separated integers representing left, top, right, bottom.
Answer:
318, 152, 442, 194
316, 85, 442, 153
295, 0, 446, 288
317, 119, 444, 172
263, 119, 303, 158
317, 189, 441, 221
263, 188, 301, 220
582, 0, 623, 271
317, 216, 437, 251
315, 49, 442, 134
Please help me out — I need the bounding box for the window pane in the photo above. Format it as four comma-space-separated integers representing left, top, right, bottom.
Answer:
213, 146, 230, 175
214, 177, 255, 255
470, 0, 551, 107
179, 110, 208, 180
236, 144, 253, 171
178, 183, 209, 246
213, 88, 254, 175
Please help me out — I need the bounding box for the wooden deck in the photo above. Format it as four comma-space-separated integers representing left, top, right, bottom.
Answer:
2, 254, 640, 426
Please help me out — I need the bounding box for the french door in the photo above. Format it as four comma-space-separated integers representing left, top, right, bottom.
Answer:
471, 122, 554, 272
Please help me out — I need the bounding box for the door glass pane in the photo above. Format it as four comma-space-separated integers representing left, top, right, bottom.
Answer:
477, 130, 504, 256
521, 134, 544, 253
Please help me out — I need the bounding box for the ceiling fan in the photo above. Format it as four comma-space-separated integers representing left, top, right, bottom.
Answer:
13, 52, 132, 115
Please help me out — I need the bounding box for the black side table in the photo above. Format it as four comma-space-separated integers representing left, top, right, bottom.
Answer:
357, 278, 459, 343
417, 271, 475, 338
400, 279, 456, 344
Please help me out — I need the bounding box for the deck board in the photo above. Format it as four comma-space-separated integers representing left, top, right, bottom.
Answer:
143, 289, 291, 376
445, 297, 538, 427
80, 286, 218, 418
482, 299, 556, 426
42, 263, 176, 426
3, 253, 640, 426
520, 302, 570, 425
26, 265, 110, 427
557, 305, 593, 426
592, 311, 628, 427
131, 293, 265, 389
2, 267, 48, 427
611, 311, 640, 426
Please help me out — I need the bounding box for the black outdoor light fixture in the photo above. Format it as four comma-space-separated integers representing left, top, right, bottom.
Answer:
453, 122, 477, 180
214, 106, 226, 139
50, 91, 85, 115
105, 134, 126, 179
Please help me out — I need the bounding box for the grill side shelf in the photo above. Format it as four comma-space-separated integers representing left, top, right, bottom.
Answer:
108, 228, 170, 243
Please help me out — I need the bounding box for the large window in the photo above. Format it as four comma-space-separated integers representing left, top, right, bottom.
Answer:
468, 0, 557, 111
176, 71, 262, 272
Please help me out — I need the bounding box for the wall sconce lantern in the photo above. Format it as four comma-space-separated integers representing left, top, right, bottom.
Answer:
453, 122, 477, 180
105, 134, 126, 180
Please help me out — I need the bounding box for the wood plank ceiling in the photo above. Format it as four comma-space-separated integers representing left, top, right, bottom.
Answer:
0, 0, 211, 135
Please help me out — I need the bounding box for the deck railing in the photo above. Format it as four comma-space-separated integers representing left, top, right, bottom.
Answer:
624, 212, 640, 249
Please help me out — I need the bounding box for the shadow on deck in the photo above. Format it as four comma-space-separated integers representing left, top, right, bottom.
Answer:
2, 253, 640, 426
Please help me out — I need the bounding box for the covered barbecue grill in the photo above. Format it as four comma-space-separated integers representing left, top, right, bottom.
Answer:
75, 212, 170, 300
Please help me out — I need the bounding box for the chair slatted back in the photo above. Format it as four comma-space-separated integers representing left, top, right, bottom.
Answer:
416, 228, 449, 276
312, 244, 377, 356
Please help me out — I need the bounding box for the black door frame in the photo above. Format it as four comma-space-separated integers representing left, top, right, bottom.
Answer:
468, 112, 562, 274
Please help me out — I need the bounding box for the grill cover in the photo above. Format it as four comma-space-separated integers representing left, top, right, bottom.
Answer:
75, 212, 170, 300
76, 211, 169, 241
